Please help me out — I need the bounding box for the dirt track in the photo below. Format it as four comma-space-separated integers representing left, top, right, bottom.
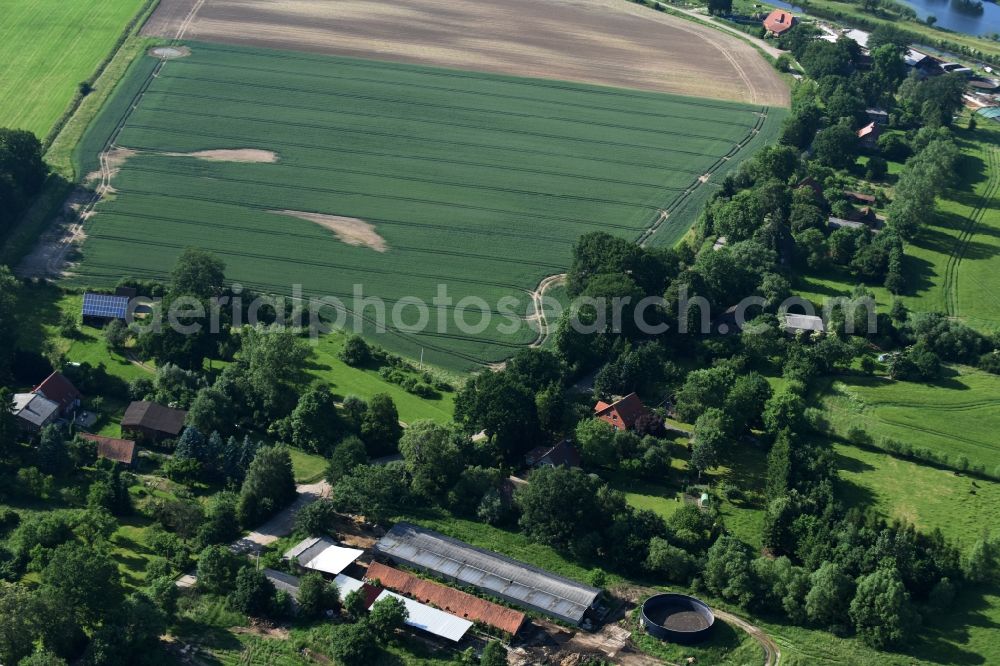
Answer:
142, 0, 788, 106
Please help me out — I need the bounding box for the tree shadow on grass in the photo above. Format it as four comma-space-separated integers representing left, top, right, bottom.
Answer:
900, 252, 936, 296
833, 448, 877, 474
900, 584, 1000, 666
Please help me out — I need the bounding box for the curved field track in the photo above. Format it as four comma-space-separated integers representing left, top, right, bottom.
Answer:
142, 0, 788, 106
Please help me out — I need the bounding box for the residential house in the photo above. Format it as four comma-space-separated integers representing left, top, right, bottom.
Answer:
762, 9, 796, 35
32, 371, 82, 417
121, 401, 187, 443
525, 439, 581, 469
857, 122, 881, 150
81, 433, 138, 468
594, 392, 647, 431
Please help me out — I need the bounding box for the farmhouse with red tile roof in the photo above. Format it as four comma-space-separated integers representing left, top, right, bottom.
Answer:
763, 10, 796, 35
33, 371, 82, 416
594, 392, 647, 431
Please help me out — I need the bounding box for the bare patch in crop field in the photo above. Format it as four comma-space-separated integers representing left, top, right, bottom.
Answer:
166, 148, 278, 163
148, 45, 191, 59
272, 210, 388, 252
85, 147, 136, 186
142, 0, 787, 105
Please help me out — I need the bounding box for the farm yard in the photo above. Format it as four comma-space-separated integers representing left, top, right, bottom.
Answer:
141, 0, 789, 106
68, 42, 785, 370
0, 0, 147, 137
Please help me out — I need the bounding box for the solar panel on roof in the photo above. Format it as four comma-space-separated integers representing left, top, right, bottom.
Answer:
82, 293, 129, 320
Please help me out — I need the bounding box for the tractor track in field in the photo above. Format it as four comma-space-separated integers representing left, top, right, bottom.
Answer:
637, 107, 767, 246
943, 145, 1000, 317
529, 274, 567, 348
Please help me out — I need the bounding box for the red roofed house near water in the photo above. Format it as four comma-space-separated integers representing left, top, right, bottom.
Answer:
81, 433, 138, 468
763, 10, 796, 36
33, 371, 82, 417
366, 562, 526, 635
594, 392, 647, 431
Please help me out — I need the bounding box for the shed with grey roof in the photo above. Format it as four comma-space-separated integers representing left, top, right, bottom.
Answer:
374, 522, 601, 626
13, 393, 60, 431
782, 313, 826, 335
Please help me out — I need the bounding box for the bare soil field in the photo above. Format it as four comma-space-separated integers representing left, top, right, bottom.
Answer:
142, 0, 788, 106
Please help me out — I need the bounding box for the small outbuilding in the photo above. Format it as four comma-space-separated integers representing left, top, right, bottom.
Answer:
12, 393, 60, 432
782, 312, 826, 335
81, 433, 138, 468
827, 216, 868, 231
121, 401, 187, 442
284, 536, 364, 577
594, 392, 647, 431
81, 292, 130, 326
844, 190, 877, 206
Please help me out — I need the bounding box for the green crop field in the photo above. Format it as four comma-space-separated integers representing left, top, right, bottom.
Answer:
0, 0, 146, 138
821, 366, 1000, 474
69, 41, 786, 371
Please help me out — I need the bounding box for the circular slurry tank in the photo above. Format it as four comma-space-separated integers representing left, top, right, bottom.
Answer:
640, 593, 715, 644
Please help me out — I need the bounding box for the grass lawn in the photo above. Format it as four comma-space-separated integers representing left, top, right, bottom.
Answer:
834, 441, 1000, 548
307, 330, 456, 424
13, 283, 150, 385
287, 448, 328, 484
820, 365, 1000, 474
15, 284, 454, 427
0, 0, 146, 138
602, 433, 768, 549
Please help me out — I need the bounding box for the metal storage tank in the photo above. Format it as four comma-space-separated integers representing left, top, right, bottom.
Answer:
640, 593, 715, 644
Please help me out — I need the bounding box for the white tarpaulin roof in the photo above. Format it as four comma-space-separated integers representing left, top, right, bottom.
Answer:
333, 575, 472, 642
375, 590, 473, 642
284, 537, 363, 576
334, 574, 366, 598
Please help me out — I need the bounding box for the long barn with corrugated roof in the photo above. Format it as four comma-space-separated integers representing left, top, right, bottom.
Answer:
374, 523, 601, 626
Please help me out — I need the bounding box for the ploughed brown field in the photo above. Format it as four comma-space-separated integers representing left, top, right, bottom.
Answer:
143, 0, 788, 106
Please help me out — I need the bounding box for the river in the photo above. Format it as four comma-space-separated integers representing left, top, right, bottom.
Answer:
897, 0, 1000, 37
768, 0, 1000, 39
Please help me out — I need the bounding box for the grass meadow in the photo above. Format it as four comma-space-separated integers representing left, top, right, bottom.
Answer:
0, 0, 146, 137
834, 441, 1000, 547
820, 366, 1000, 474
70, 41, 785, 370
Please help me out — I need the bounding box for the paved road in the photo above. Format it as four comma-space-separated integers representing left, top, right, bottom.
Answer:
231, 481, 331, 555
